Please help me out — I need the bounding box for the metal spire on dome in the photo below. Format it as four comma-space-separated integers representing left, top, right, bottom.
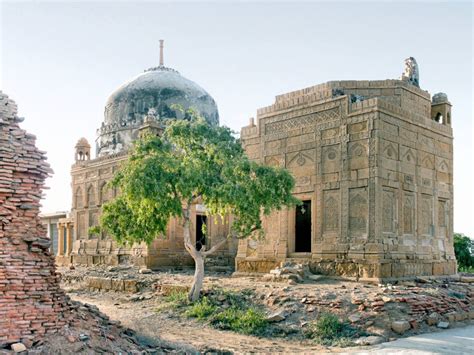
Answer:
144, 39, 177, 73
159, 40, 164, 66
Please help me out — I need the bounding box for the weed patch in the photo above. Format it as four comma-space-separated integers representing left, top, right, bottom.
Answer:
305, 313, 363, 346
157, 288, 268, 336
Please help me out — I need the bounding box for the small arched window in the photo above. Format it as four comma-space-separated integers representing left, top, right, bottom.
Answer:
87, 185, 96, 207
100, 183, 109, 203
434, 112, 443, 124
75, 187, 84, 209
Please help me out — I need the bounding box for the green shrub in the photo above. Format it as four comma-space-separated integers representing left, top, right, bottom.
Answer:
163, 290, 188, 308
185, 296, 217, 319
211, 307, 268, 335
454, 233, 474, 271
306, 313, 360, 346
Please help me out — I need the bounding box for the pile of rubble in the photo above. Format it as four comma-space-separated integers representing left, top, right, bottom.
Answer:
262, 261, 323, 284
0, 92, 176, 353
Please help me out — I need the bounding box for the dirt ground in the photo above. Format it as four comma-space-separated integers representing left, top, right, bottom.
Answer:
61, 266, 474, 354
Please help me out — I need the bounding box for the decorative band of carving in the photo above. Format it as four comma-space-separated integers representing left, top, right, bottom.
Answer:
265, 107, 340, 135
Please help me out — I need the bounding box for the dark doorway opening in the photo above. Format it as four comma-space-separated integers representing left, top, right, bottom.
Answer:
295, 200, 312, 252
196, 215, 207, 251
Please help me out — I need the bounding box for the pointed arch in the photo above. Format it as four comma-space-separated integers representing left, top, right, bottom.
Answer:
87, 185, 96, 207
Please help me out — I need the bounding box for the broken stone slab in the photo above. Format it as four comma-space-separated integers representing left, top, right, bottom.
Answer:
437, 321, 449, 329
266, 310, 286, 322
391, 320, 411, 334
348, 314, 361, 323
11, 343, 27, 353
307, 274, 324, 281
354, 335, 385, 346
426, 312, 439, 326
138, 268, 152, 274
460, 276, 474, 283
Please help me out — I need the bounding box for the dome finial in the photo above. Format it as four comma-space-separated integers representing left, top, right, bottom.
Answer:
159, 39, 164, 66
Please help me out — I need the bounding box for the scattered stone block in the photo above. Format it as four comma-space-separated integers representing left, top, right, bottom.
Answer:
437, 321, 449, 329
391, 320, 411, 334
355, 336, 385, 345
426, 312, 439, 326
266, 310, 286, 322
11, 343, 27, 353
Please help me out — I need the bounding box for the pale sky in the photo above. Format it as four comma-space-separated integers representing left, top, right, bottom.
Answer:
1, 1, 473, 237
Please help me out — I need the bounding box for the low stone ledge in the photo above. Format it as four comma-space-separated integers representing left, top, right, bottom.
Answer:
85, 276, 140, 293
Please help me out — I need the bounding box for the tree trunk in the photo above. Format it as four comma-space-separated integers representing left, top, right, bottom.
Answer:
182, 202, 229, 302
182, 204, 205, 302
188, 252, 204, 302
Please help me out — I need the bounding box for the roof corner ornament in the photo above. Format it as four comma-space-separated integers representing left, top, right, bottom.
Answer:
159, 39, 164, 66
145, 107, 159, 123
401, 57, 419, 87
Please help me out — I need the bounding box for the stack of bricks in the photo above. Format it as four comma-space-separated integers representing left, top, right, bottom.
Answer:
0, 91, 71, 346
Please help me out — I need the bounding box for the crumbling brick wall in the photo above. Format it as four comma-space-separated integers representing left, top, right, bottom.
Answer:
0, 91, 71, 346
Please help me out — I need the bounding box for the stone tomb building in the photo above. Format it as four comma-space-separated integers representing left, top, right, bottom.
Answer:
60, 54, 455, 281
236, 58, 456, 280
60, 43, 236, 268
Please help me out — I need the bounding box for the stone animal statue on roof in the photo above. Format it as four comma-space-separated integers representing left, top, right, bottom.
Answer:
401, 57, 419, 87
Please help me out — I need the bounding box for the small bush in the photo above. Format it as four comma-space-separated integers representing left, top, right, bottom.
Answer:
158, 288, 269, 336
160, 290, 188, 310
185, 296, 217, 319
306, 313, 360, 346
211, 307, 268, 335
454, 233, 474, 271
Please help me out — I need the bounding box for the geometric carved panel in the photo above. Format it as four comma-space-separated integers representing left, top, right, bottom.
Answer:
421, 194, 433, 236
348, 141, 368, 170
438, 199, 447, 227
287, 150, 314, 168
323, 190, 339, 232
349, 187, 368, 233
403, 193, 415, 234
383, 141, 398, 160
382, 188, 395, 233
322, 144, 340, 173
77, 211, 86, 239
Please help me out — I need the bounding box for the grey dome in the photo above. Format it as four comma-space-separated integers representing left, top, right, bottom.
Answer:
96, 65, 219, 157
104, 66, 219, 126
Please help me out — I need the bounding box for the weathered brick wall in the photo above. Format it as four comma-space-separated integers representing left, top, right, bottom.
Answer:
0, 92, 71, 346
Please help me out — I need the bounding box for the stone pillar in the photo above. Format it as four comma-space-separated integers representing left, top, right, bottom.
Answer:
66, 223, 73, 256
57, 223, 64, 256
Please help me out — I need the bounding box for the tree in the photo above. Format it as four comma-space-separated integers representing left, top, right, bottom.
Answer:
96, 116, 300, 301
453, 233, 474, 271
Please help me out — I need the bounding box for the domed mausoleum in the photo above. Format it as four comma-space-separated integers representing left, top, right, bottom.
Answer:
60, 42, 235, 269
97, 40, 219, 156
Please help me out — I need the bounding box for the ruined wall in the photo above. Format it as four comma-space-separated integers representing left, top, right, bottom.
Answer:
0, 92, 70, 345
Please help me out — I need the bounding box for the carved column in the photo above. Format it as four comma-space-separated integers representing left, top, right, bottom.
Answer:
65, 223, 72, 256
57, 223, 64, 256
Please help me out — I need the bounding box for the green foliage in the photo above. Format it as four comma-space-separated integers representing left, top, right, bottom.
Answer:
158, 288, 268, 336
184, 296, 217, 319
454, 233, 474, 271
305, 313, 361, 346
97, 114, 300, 245
210, 307, 267, 335
459, 266, 474, 274
164, 290, 189, 306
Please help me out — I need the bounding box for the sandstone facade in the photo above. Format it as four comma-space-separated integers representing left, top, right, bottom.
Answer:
237, 71, 455, 281
0, 92, 71, 345
61, 47, 237, 269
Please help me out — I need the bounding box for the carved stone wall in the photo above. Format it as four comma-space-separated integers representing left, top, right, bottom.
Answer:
67, 153, 237, 268
237, 78, 455, 280
0, 92, 71, 345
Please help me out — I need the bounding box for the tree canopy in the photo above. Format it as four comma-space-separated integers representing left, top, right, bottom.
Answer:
98, 117, 300, 246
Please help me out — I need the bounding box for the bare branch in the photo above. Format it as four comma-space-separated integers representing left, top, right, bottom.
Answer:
201, 235, 233, 257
